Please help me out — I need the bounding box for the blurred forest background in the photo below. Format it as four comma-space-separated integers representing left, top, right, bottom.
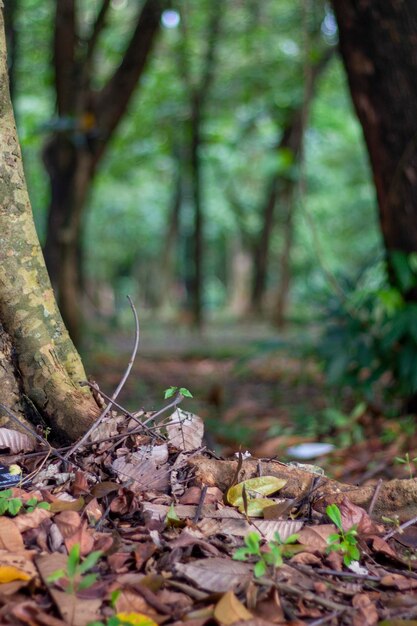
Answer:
6, 0, 417, 473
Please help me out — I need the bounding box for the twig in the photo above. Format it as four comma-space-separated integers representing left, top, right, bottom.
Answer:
192, 485, 207, 523
368, 478, 383, 517
309, 612, 343, 626
383, 513, 417, 541
65, 295, 140, 460
82, 381, 164, 440
258, 579, 351, 613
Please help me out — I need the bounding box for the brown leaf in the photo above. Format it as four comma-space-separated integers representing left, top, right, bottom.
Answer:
297, 525, 334, 550
134, 543, 157, 570
0, 517, 24, 552
54, 511, 81, 538
72, 471, 90, 496
0, 428, 35, 453
112, 457, 169, 493
13, 508, 51, 533
175, 558, 252, 593
290, 552, 322, 566
50, 497, 85, 513
168, 530, 221, 556
11, 600, 67, 626
371, 536, 398, 558
214, 590, 253, 625
352, 593, 378, 626
338, 497, 382, 534
166, 409, 204, 451
381, 574, 417, 590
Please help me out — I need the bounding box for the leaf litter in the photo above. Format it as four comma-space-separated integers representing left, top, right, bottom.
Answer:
0, 346, 417, 624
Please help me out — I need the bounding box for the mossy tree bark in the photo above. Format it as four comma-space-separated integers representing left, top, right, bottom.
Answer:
0, 6, 99, 441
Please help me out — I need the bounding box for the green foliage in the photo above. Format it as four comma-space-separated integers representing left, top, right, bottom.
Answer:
326, 504, 360, 566
47, 544, 102, 595
0, 490, 50, 516
395, 452, 417, 479
318, 254, 417, 408
233, 530, 299, 578
164, 386, 193, 399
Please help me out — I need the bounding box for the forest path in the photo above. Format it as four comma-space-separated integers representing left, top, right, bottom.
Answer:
85, 320, 411, 483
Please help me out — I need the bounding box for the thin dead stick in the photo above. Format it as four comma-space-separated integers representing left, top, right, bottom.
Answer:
368, 478, 383, 517
64, 295, 140, 460
82, 381, 164, 440
383, 513, 417, 541
262, 580, 351, 613
0, 402, 78, 467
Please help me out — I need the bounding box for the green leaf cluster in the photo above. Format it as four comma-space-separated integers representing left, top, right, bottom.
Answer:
0, 490, 50, 516
326, 504, 360, 567
164, 386, 193, 399
233, 530, 299, 578
47, 544, 102, 595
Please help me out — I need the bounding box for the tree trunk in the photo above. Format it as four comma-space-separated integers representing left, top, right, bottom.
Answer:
274, 185, 294, 328
0, 8, 99, 441
332, 1, 417, 275
43, 0, 164, 344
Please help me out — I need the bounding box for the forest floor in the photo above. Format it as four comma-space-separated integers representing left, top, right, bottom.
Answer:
1, 321, 417, 626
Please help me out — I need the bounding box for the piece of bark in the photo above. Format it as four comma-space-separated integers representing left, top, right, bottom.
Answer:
188, 456, 417, 521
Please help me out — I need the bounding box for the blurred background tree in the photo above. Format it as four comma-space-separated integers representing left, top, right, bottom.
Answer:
10, 0, 417, 449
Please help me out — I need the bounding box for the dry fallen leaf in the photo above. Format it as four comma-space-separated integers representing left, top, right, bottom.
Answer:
226, 477, 287, 508
175, 557, 252, 592
0, 428, 35, 453
166, 409, 204, 451
214, 590, 253, 625
0, 517, 24, 552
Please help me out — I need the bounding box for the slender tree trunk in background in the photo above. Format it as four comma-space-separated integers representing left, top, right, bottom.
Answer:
251, 177, 279, 313
250, 46, 334, 319
332, 1, 417, 287
43, 0, 164, 344
158, 148, 183, 311
274, 185, 294, 328
179, 5, 223, 328
0, 8, 99, 441
190, 93, 204, 327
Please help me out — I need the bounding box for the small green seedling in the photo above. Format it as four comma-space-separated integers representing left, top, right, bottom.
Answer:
0, 490, 50, 516
395, 452, 417, 479
326, 503, 360, 566
233, 530, 299, 578
164, 386, 193, 399
47, 543, 102, 595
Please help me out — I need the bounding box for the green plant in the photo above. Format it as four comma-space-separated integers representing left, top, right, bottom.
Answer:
233, 530, 299, 578
0, 490, 50, 516
326, 504, 360, 566
47, 544, 102, 595
164, 386, 193, 399
395, 452, 417, 479
318, 253, 417, 410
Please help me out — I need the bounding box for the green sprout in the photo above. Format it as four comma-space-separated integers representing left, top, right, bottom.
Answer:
164, 386, 193, 400
233, 530, 299, 578
47, 544, 102, 595
326, 503, 360, 566
395, 452, 417, 479
0, 490, 50, 516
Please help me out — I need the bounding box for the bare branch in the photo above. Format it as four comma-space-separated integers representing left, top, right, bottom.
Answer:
94, 0, 164, 161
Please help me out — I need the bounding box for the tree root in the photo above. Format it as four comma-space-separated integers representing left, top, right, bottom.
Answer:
188, 455, 417, 521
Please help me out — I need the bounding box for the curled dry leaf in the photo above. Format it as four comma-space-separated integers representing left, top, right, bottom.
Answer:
166, 409, 204, 452
13, 508, 51, 533
112, 457, 170, 494
134, 444, 169, 466
0, 428, 35, 453
53, 511, 81, 539
0, 517, 24, 552
214, 590, 253, 625
175, 557, 252, 593
226, 476, 287, 508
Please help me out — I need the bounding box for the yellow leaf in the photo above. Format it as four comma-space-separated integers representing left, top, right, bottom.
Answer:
227, 476, 287, 507
238, 498, 280, 517
0, 565, 31, 583
214, 590, 253, 625
115, 612, 158, 626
